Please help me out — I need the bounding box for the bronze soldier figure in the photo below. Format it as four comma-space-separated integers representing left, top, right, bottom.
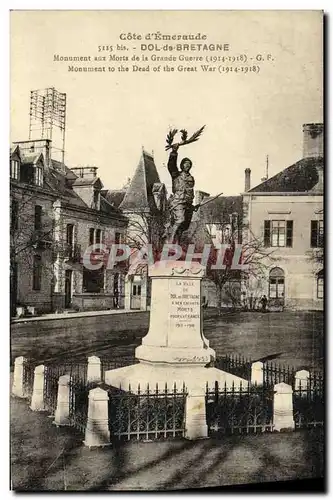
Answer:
167, 143, 199, 244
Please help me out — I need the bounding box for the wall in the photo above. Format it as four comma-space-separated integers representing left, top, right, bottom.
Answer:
244, 193, 323, 310
12, 188, 55, 313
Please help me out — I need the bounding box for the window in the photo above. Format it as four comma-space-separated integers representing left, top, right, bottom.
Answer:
66, 224, 74, 246
317, 270, 324, 299
10, 160, 20, 180
35, 166, 43, 186
264, 220, 293, 247
83, 267, 104, 293
93, 190, 99, 209
33, 254, 42, 290
34, 205, 42, 231
89, 228, 104, 246
11, 200, 19, 230
132, 284, 141, 296
89, 228, 95, 246
269, 267, 285, 299
311, 220, 324, 248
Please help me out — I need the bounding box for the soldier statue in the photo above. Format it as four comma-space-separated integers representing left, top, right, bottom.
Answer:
167, 143, 199, 244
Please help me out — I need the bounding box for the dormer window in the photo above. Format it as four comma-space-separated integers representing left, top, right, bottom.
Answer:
10, 159, 20, 180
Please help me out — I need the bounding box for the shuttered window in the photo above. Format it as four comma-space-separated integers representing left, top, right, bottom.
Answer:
264, 220, 293, 247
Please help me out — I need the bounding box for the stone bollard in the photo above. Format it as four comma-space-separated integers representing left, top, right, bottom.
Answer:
30, 365, 46, 411
273, 382, 295, 432
84, 387, 110, 448
54, 374, 71, 426
295, 370, 310, 396
185, 386, 208, 440
251, 361, 264, 385
87, 356, 101, 384
12, 356, 27, 398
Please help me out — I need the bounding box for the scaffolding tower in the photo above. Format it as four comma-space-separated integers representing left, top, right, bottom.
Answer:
29, 87, 67, 164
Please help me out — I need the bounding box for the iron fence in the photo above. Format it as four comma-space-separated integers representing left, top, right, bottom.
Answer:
43, 363, 87, 415
68, 377, 90, 434
206, 381, 274, 435
214, 354, 252, 381
263, 361, 295, 387
23, 362, 35, 400
108, 383, 188, 441
293, 374, 324, 429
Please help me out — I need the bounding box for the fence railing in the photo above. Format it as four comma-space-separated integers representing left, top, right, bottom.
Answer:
108, 383, 188, 441
214, 354, 252, 381
14, 354, 324, 442
206, 381, 274, 435
293, 376, 324, 429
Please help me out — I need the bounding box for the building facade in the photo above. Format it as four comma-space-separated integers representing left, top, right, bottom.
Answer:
243, 123, 324, 311
10, 138, 128, 315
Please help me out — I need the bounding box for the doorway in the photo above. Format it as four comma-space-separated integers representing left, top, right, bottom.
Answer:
65, 270, 73, 308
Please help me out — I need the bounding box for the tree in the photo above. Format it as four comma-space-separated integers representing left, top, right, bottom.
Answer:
186, 211, 274, 314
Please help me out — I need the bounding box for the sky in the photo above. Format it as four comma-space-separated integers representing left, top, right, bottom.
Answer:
10, 10, 323, 196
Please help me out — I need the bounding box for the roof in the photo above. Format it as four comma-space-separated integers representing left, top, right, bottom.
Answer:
119, 150, 161, 212
101, 189, 126, 209
20, 152, 44, 165
249, 157, 324, 193
200, 195, 243, 222
10, 143, 126, 219
72, 177, 103, 188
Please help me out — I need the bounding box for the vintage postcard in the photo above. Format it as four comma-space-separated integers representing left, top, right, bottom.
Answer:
10, 10, 324, 492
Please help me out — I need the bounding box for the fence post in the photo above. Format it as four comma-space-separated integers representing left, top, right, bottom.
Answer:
54, 374, 71, 426
12, 356, 27, 398
185, 386, 208, 440
273, 382, 295, 432
30, 365, 46, 411
251, 361, 264, 385
87, 356, 101, 384
295, 370, 310, 396
84, 387, 110, 448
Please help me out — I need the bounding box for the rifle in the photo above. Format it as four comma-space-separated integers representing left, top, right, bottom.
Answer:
192, 192, 224, 212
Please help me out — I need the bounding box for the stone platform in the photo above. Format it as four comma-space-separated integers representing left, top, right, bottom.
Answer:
105, 260, 248, 394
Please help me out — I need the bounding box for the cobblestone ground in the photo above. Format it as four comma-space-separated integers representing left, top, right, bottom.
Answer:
11, 396, 324, 492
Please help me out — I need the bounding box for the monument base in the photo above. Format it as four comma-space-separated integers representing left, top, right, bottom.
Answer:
105, 362, 248, 393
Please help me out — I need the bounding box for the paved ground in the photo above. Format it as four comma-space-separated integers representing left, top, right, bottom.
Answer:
11, 396, 324, 492
11, 310, 324, 372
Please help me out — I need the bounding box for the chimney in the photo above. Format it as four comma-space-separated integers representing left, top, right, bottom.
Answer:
303, 123, 324, 158
244, 168, 251, 192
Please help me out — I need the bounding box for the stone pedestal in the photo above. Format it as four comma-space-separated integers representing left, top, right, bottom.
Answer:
273, 382, 295, 432
185, 385, 208, 440
87, 356, 101, 384
251, 361, 264, 385
30, 365, 46, 411
105, 261, 248, 394
84, 387, 111, 448
12, 356, 27, 398
54, 374, 71, 426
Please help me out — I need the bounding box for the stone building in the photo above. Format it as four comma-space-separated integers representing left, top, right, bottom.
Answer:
102, 149, 167, 310
242, 123, 324, 311
10, 138, 128, 315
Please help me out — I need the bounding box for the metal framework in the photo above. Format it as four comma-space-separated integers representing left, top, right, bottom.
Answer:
206, 382, 274, 435
29, 87, 67, 163
108, 383, 187, 441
